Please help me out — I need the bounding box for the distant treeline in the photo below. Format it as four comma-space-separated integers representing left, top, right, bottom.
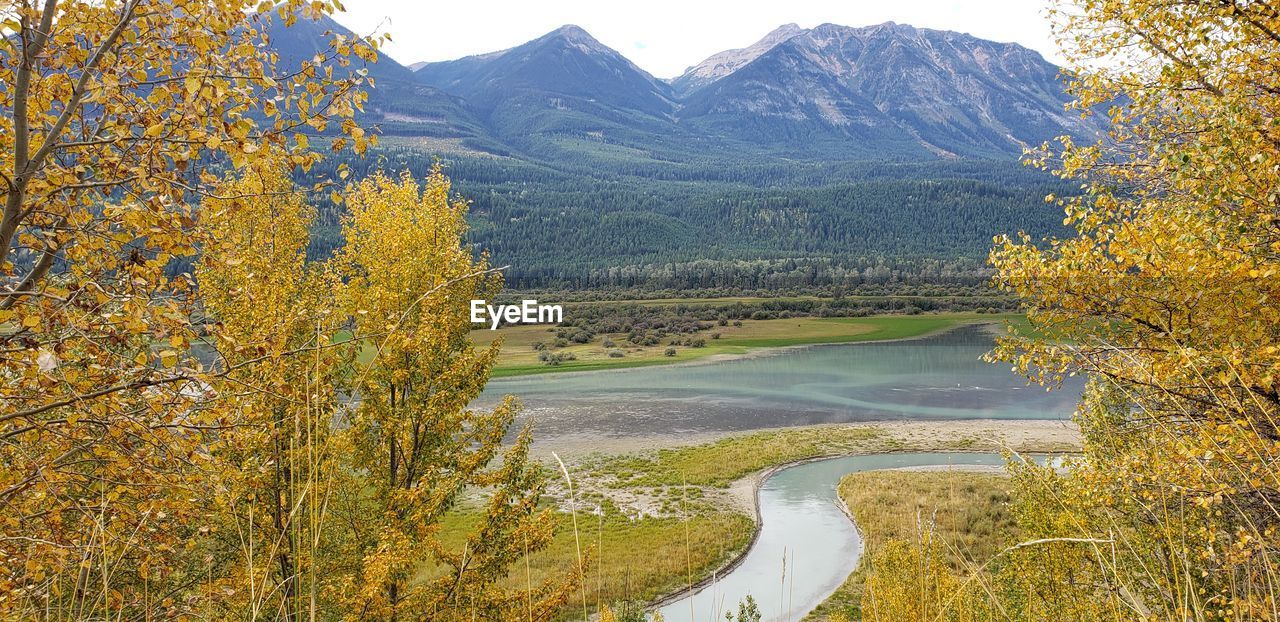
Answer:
506, 283, 1005, 302
302, 147, 1073, 291
495, 296, 1019, 336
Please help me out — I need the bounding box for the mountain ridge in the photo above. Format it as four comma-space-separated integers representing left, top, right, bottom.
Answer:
670, 23, 806, 96
403, 21, 1100, 160
673, 21, 1093, 157
269, 16, 1102, 161
414, 24, 675, 115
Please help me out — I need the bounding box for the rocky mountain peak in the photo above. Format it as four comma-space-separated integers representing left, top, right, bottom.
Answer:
670, 23, 807, 96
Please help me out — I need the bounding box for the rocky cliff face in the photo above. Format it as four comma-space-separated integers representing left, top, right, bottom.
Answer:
674, 22, 1095, 157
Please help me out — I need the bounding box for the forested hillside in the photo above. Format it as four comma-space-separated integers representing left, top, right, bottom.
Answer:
308, 149, 1074, 290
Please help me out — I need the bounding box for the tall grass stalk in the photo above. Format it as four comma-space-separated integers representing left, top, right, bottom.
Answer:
683, 476, 693, 622
553, 452, 588, 621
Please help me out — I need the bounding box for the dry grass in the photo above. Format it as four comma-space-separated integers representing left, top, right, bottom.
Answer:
807, 471, 1018, 621
422, 504, 753, 620
411, 423, 1076, 621
585, 426, 885, 489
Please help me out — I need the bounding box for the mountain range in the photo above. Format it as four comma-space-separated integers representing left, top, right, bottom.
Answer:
265, 15, 1095, 290
275, 18, 1101, 161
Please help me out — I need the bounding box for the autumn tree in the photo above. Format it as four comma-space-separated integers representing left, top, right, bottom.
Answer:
196, 163, 347, 620
863, 2, 1280, 621
328, 169, 573, 621
0, 0, 375, 617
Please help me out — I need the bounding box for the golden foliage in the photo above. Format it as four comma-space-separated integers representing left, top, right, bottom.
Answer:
326, 169, 574, 621
0, 3, 573, 618
0, 0, 372, 616
861, 537, 985, 622
195, 163, 348, 619
991, 0, 1280, 618
869, 1, 1280, 621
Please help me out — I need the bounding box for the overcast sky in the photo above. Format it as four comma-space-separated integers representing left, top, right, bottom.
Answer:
336, 1, 1062, 79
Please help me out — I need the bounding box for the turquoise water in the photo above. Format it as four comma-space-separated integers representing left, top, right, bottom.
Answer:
657, 453, 1015, 622
481, 324, 1081, 439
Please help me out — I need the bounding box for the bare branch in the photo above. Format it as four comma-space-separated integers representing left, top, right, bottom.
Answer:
0, 226, 62, 310
25, 0, 142, 174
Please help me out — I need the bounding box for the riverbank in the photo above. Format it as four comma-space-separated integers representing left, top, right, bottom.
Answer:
650, 452, 1041, 621
532, 419, 1079, 619
452, 318, 1076, 619
712, 419, 1072, 515
476, 312, 1030, 377
431, 421, 1078, 621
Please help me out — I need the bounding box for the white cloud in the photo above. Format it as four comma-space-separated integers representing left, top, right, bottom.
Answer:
337, 0, 1060, 78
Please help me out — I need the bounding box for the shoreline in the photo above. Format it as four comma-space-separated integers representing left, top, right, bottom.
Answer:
532, 418, 1082, 462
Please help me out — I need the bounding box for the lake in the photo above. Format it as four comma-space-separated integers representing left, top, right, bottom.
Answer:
480, 324, 1082, 440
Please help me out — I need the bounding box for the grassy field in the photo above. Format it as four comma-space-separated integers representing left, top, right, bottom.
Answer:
475, 312, 1025, 377
807, 471, 1019, 621
586, 426, 886, 488
423, 504, 753, 620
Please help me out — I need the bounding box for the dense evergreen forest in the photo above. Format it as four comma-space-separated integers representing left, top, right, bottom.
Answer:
307, 146, 1074, 291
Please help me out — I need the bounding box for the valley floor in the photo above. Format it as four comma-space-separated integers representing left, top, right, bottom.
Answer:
446, 308, 1074, 620
474, 311, 1030, 377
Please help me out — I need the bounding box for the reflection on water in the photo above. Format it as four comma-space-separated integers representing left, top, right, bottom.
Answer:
479, 324, 1082, 439
656, 453, 1013, 622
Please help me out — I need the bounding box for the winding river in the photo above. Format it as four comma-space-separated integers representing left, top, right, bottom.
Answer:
656, 453, 1012, 622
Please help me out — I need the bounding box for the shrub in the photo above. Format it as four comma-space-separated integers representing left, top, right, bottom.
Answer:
608, 349, 625, 358
664, 347, 677, 357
